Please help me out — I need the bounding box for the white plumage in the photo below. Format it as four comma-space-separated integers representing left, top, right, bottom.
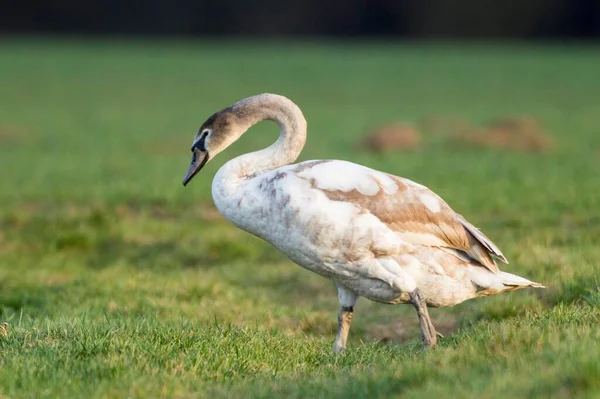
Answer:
182, 93, 543, 351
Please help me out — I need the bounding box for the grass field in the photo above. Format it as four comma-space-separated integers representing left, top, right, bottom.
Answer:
1, 40, 599, 398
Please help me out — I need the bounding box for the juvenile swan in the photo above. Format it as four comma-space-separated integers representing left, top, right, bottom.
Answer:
182, 93, 543, 351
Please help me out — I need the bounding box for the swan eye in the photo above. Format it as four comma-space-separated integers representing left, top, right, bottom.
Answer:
191, 129, 210, 152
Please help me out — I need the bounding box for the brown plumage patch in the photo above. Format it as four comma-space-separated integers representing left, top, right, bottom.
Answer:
300, 170, 502, 273
195, 95, 306, 157
196, 108, 243, 151
292, 160, 332, 173
361, 123, 421, 153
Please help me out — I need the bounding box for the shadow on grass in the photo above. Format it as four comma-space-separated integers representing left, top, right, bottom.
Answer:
0, 282, 72, 317
87, 238, 209, 269
546, 273, 600, 308
1, 202, 284, 271
86, 235, 285, 270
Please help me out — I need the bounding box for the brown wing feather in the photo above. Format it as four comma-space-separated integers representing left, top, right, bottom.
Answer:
302, 169, 503, 273
458, 215, 508, 264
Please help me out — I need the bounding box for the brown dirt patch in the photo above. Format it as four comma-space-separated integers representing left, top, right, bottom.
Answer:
419, 115, 473, 137
451, 116, 553, 153
360, 123, 421, 153
0, 123, 36, 146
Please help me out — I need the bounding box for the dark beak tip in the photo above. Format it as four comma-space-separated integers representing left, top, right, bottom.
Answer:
182, 149, 209, 187
182, 173, 194, 187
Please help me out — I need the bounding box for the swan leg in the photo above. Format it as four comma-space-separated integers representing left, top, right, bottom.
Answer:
333, 284, 358, 352
409, 289, 437, 349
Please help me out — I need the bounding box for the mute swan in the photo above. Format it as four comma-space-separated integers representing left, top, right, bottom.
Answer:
182, 93, 543, 352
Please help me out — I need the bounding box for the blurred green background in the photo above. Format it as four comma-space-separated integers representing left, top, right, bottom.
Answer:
1, 40, 599, 398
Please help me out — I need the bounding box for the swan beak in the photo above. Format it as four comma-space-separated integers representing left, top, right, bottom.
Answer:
182, 148, 209, 186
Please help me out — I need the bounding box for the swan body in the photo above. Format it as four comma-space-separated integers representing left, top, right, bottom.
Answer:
183, 93, 543, 351
212, 160, 536, 307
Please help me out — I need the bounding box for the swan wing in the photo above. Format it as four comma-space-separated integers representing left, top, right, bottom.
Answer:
294, 160, 506, 273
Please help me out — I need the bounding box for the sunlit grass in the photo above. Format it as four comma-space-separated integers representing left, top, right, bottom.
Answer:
0, 40, 599, 398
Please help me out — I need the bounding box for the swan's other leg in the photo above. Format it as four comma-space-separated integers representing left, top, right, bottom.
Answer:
333, 284, 358, 352
409, 289, 437, 348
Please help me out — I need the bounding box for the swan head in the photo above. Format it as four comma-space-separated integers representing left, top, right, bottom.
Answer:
182, 93, 305, 186
182, 109, 242, 186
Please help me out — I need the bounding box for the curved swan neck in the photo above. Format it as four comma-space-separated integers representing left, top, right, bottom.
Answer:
219, 94, 307, 179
